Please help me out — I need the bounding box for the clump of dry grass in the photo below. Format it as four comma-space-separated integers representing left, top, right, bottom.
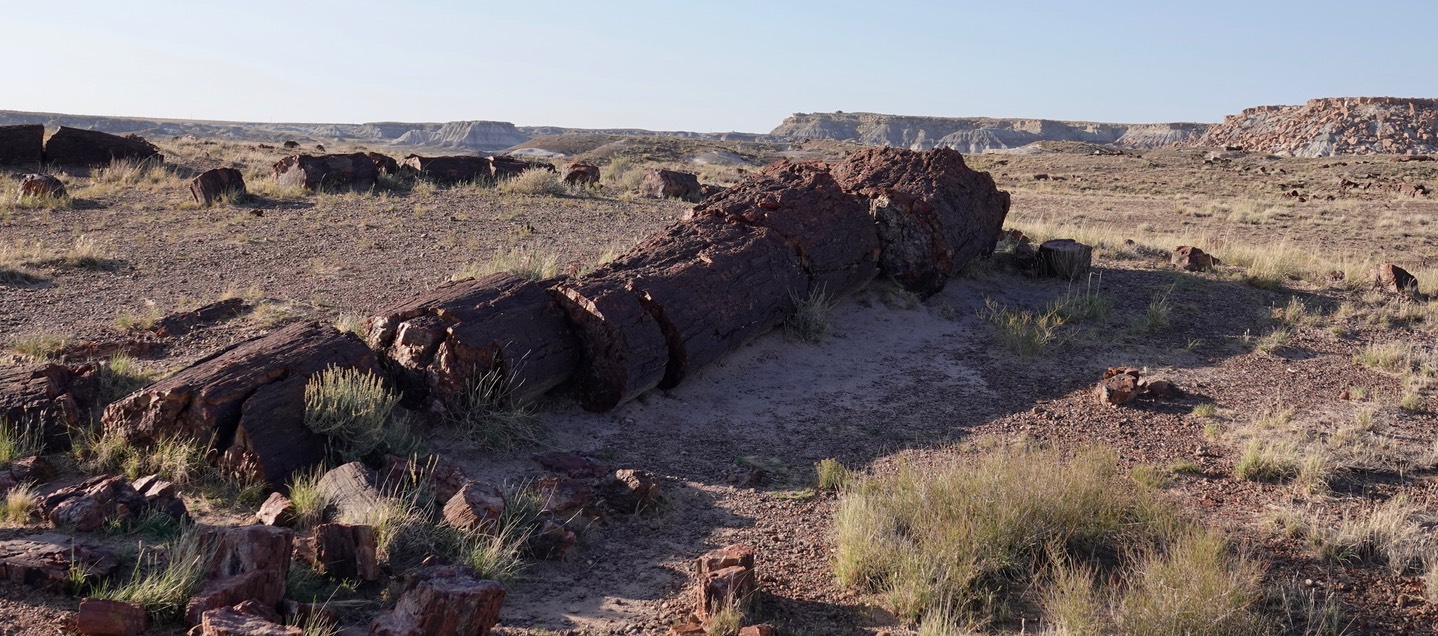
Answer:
452, 247, 561, 282
786, 287, 838, 343
498, 168, 565, 196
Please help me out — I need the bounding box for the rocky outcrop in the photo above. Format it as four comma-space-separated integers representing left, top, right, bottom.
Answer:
771, 112, 1208, 152
43, 127, 162, 165
1195, 97, 1438, 157
0, 124, 44, 165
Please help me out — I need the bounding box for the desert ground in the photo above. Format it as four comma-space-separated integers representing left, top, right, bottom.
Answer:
2, 134, 1438, 636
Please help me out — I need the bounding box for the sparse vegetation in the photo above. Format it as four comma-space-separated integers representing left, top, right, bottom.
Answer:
786, 287, 838, 343
0, 419, 45, 467
94, 529, 206, 621
452, 247, 561, 282
816, 458, 853, 491
303, 365, 406, 460
286, 465, 331, 528
498, 168, 566, 196
442, 369, 544, 451
2, 482, 38, 526
979, 297, 1064, 355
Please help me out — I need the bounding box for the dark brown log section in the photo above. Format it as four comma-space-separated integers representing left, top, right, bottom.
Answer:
1, 363, 97, 450
400, 155, 491, 184
621, 217, 807, 389
642, 169, 702, 202
100, 322, 381, 487
368, 152, 399, 175
688, 161, 879, 298
490, 155, 554, 180
369, 565, 506, 636
273, 153, 377, 191
551, 266, 670, 412
0, 124, 44, 165
43, 127, 161, 165
832, 147, 1011, 297
366, 274, 581, 408
190, 168, 246, 205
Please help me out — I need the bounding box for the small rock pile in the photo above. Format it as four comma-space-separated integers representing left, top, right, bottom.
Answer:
1094, 367, 1184, 407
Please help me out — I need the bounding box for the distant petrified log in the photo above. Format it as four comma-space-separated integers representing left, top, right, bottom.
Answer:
273, 153, 377, 191
368, 152, 399, 175
0, 124, 44, 165
1037, 239, 1093, 280
365, 274, 581, 409
100, 322, 382, 487
1373, 263, 1419, 295
1171, 245, 1219, 272
282, 141, 300, 149
832, 147, 1011, 297
619, 217, 807, 389
44, 127, 161, 166
189, 168, 246, 206
688, 160, 880, 297
400, 155, 491, 185
17, 174, 66, 202
1, 363, 97, 450
564, 163, 600, 186
641, 169, 702, 202
369, 565, 506, 636
490, 155, 554, 180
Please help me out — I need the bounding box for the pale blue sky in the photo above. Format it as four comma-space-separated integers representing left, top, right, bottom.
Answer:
5, 1, 1434, 132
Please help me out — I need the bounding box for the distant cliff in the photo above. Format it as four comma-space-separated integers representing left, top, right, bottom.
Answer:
1193, 97, 1438, 157
769, 112, 1209, 152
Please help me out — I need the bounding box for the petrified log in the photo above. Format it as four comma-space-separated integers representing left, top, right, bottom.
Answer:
688, 160, 880, 297
311, 523, 380, 581
315, 461, 383, 519
101, 322, 382, 487
366, 274, 582, 409
17, 174, 66, 201
400, 155, 491, 185
369, 565, 506, 636
694, 544, 757, 621
41, 474, 149, 532
641, 169, 702, 202
283, 141, 300, 149
550, 268, 670, 412
1172, 245, 1219, 272
186, 525, 293, 626
1373, 263, 1419, 295
618, 217, 807, 389
189, 168, 246, 205
597, 469, 662, 514
43, 127, 162, 166
273, 153, 377, 191
0, 124, 44, 165
256, 493, 295, 527
368, 152, 400, 176
1, 363, 97, 450
75, 598, 149, 636
1037, 239, 1093, 280
0, 533, 118, 592
832, 147, 1011, 297
489, 155, 554, 180
442, 482, 505, 532
564, 163, 600, 186
200, 606, 300, 635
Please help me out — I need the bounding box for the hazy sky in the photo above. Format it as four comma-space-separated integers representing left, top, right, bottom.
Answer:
6, 1, 1434, 132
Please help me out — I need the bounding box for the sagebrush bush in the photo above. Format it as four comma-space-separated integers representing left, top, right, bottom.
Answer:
303, 365, 402, 459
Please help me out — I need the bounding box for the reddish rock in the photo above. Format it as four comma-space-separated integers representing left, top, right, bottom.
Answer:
311, 523, 380, 581
1171, 246, 1219, 272
0, 124, 44, 165
9, 455, 55, 484
535, 477, 600, 519
641, 169, 703, 202
199, 606, 300, 635
598, 469, 662, 514
149, 298, 248, 338
739, 626, 777, 636
525, 519, 577, 560
694, 544, 757, 621
255, 492, 295, 527
132, 474, 189, 522
489, 155, 553, 180
189, 168, 246, 206
42, 475, 147, 532
369, 565, 506, 636
316, 462, 384, 519
2, 364, 98, 450
282, 141, 300, 149
563, 163, 600, 186
1140, 378, 1183, 400
0, 533, 118, 592
75, 598, 148, 636
272, 154, 378, 192
368, 152, 400, 175
1095, 373, 1141, 407
400, 155, 491, 185
1373, 263, 1419, 295
185, 525, 293, 625
44, 127, 161, 165
382, 454, 471, 505
442, 483, 505, 532
531, 451, 607, 478
831, 147, 1011, 297
17, 174, 66, 201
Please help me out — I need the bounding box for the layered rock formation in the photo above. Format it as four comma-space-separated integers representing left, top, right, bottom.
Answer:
1194, 97, 1438, 157
769, 112, 1208, 152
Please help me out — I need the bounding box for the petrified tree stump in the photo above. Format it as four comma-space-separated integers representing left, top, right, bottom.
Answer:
442, 482, 505, 532
0, 124, 44, 165
641, 169, 702, 202
1037, 239, 1093, 280
315, 462, 383, 519
186, 525, 293, 626
1373, 263, 1419, 295
44, 127, 162, 165
189, 168, 246, 205
101, 322, 382, 488
369, 565, 506, 636
366, 274, 582, 409
273, 153, 377, 191
1, 363, 97, 450
688, 160, 880, 298
694, 544, 757, 621
311, 523, 380, 581
489, 155, 553, 180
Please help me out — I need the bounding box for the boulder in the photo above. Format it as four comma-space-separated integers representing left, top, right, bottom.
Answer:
369, 565, 506, 636
101, 322, 382, 488
1037, 239, 1093, 280
185, 525, 293, 625
0, 124, 44, 165
739, 626, 777, 636
255, 492, 295, 527
43, 127, 161, 165
694, 544, 757, 621
1, 363, 97, 450
1095, 370, 1141, 407
1373, 263, 1419, 295
75, 598, 148, 636
283, 141, 300, 149
368, 152, 400, 175
831, 147, 1010, 297
131, 474, 189, 522
597, 469, 662, 514
315, 462, 383, 520
41, 475, 148, 531
688, 160, 881, 298
189, 168, 246, 206
563, 163, 600, 186
149, 298, 248, 338
9, 455, 56, 484
17, 174, 66, 201
0, 533, 118, 592
641, 169, 703, 202
1171, 245, 1219, 272
442, 483, 505, 532
310, 523, 380, 581
273, 153, 377, 191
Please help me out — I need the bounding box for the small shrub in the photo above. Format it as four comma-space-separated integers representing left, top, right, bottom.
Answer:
1191, 403, 1217, 418
1130, 464, 1170, 489
95, 529, 206, 621
2, 482, 38, 526
11, 334, 68, 360
303, 366, 401, 460
0, 419, 44, 466
1169, 459, 1204, 475
1234, 440, 1299, 482
1117, 530, 1264, 636
1315, 495, 1435, 573
97, 354, 155, 405
786, 287, 838, 344
1256, 327, 1291, 353
498, 168, 565, 196
979, 297, 1065, 356
1135, 288, 1172, 332
816, 458, 853, 491
1042, 557, 1106, 636
287, 466, 331, 528
444, 369, 544, 451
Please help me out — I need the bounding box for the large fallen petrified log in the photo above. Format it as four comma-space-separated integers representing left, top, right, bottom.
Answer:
100, 322, 382, 487
400, 155, 491, 185
273, 153, 378, 191
0, 124, 44, 165
365, 274, 581, 409
549, 269, 670, 412
368, 152, 400, 176
44, 127, 162, 166
490, 155, 554, 180
688, 160, 880, 298
1, 363, 97, 450
832, 147, 1010, 297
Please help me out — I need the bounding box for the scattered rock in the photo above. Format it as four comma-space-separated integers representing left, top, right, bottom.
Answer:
189, 168, 246, 206
641, 169, 703, 202
1372, 263, 1419, 295
75, 598, 148, 636
9, 455, 55, 484
255, 492, 295, 527
149, 298, 248, 338
368, 152, 400, 175
382, 454, 471, 505
41, 475, 148, 531
1171, 245, 1219, 272
563, 163, 600, 186
400, 155, 491, 185
131, 474, 189, 522
17, 174, 66, 201
1037, 239, 1092, 280
199, 605, 300, 636
739, 626, 777, 636
442, 483, 505, 532
315, 462, 383, 520
694, 544, 757, 622
0, 533, 118, 592
1095, 372, 1141, 407
185, 525, 293, 626
1139, 378, 1184, 400
369, 565, 506, 636
598, 469, 662, 514
525, 519, 578, 560
310, 523, 380, 581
